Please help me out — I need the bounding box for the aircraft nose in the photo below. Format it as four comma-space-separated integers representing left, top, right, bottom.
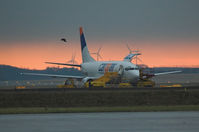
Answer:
133, 70, 140, 80
134, 70, 140, 77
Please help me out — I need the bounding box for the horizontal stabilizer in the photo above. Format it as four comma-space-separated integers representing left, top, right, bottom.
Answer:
45, 62, 81, 67
154, 71, 181, 76
21, 73, 84, 79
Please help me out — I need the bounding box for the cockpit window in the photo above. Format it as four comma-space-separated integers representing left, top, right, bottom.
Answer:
125, 67, 139, 71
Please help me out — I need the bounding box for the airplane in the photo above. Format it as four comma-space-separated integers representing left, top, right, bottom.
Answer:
22, 27, 181, 87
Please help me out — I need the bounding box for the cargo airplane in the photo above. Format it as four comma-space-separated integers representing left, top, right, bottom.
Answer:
22, 27, 181, 87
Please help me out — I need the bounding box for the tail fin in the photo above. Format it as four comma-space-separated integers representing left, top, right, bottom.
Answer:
80, 27, 95, 63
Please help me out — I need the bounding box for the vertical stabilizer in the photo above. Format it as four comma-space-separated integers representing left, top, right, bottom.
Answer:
80, 27, 95, 63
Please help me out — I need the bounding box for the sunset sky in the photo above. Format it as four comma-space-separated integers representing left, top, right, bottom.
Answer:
0, 0, 199, 69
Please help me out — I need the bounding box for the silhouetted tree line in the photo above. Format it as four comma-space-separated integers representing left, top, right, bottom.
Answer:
0, 65, 82, 81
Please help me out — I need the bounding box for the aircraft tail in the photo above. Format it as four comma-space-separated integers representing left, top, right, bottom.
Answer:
80, 27, 95, 63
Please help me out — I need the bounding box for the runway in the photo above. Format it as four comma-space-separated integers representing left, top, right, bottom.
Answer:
1, 112, 199, 132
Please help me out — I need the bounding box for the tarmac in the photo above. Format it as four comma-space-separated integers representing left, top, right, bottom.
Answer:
0, 73, 199, 89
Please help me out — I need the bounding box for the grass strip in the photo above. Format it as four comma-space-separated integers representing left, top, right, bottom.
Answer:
0, 105, 199, 114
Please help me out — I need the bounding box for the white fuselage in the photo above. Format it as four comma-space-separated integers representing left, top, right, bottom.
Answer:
81, 61, 140, 83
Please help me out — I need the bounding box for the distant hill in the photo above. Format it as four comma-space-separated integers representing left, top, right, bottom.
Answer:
0, 65, 82, 81
0, 65, 199, 81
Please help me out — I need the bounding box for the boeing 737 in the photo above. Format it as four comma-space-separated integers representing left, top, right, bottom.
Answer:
23, 27, 181, 87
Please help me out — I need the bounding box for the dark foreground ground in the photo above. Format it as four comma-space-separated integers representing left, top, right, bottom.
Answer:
0, 86, 199, 114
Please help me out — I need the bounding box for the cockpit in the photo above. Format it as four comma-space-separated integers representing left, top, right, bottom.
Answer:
125, 66, 139, 71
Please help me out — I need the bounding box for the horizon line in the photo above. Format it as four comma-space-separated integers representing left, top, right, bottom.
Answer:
1, 64, 199, 70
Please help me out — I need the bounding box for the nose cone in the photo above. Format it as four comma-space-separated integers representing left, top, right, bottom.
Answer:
128, 70, 140, 82
134, 70, 140, 79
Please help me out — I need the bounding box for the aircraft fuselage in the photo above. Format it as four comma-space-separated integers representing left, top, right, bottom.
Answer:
81, 61, 140, 83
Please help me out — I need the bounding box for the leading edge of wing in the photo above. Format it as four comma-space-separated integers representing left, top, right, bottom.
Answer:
45, 62, 81, 67
21, 73, 84, 79
154, 71, 181, 76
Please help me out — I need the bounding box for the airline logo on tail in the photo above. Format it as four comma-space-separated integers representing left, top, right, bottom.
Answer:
79, 27, 95, 63
80, 27, 86, 51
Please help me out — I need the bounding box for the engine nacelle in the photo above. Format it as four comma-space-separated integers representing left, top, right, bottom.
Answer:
80, 77, 97, 87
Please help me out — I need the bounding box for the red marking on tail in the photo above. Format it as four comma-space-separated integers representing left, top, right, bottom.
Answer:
80, 27, 83, 35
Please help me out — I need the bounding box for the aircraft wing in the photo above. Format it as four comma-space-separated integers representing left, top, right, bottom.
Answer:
154, 71, 181, 76
21, 73, 84, 79
45, 62, 81, 67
